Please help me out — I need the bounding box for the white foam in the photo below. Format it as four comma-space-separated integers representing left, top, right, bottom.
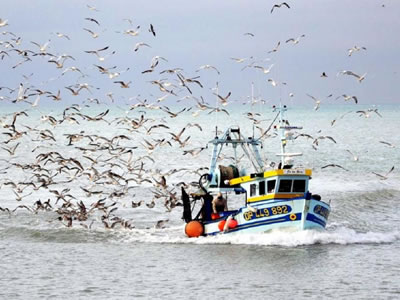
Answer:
118, 225, 400, 247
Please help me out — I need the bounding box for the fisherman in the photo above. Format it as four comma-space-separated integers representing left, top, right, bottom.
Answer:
212, 192, 228, 214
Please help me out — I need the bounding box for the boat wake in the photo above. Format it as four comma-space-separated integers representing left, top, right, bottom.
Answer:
118, 225, 400, 247
2, 212, 399, 247
1, 219, 398, 247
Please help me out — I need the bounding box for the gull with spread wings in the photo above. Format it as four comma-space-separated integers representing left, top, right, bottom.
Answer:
270, 2, 290, 13
372, 166, 394, 180
338, 70, 367, 83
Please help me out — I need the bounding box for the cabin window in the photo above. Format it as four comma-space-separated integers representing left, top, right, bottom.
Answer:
250, 184, 257, 196
267, 180, 276, 193
259, 181, 265, 195
293, 180, 306, 193
278, 179, 292, 193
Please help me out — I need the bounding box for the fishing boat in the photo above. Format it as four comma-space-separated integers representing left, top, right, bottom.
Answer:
182, 105, 330, 237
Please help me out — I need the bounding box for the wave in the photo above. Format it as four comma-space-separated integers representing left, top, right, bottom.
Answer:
117, 225, 400, 247
2, 222, 398, 247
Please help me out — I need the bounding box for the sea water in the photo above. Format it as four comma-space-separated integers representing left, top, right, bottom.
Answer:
0, 103, 399, 299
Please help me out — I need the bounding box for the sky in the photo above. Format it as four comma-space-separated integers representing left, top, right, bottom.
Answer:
1, 0, 400, 109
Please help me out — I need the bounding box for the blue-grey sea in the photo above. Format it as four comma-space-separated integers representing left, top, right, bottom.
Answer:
0, 103, 399, 299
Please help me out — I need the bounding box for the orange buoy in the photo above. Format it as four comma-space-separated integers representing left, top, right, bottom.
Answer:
228, 219, 238, 229
185, 221, 204, 238
218, 220, 226, 231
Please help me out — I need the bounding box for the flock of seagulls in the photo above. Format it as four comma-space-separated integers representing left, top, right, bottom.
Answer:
0, 2, 397, 230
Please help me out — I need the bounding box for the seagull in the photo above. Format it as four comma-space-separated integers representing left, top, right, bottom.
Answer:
270, 2, 290, 13
379, 141, 395, 148
356, 109, 381, 118
150, 55, 168, 68
108, 67, 129, 79
336, 94, 358, 104
131, 200, 143, 208
348, 46, 367, 57
313, 135, 337, 146
83, 28, 99, 38
86, 4, 100, 11
367, 108, 382, 117
244, 32, 255, 37
321, 164, 349, 171
149, 24, 156, 36
268, 41, 281, 53
230, 57, 247, 63
155, 219, 169, 229
65, 86, 82, 96
123, 26, 141, 36
0, 19, 9, 27
253, 64, 274, 74
85, 46, 114, 61
356, 110, 371, 118
1, 142, 20, 156
208, 107, 230, 116
213, 91, 231, 106
47, 54, 74, 69
114, 81, 131, 88
31, 40, 50, 53
338, 70, 367, 83
146, 199, 156, 208
61, 66, 84, 76
85, 17, 100, 26
134, 42, 151, 52
196, 64, 220, 75
55, 32, 70, 40
330, 110, 353, 126
372, 166, 394, 180
286, 34, 305, 44
306, 94, 322, 111
346, 149, 359, 161
183, 147, 206, 156
321, 72, 328, 78
267, 78, 278, 87
31, 95, 41, 107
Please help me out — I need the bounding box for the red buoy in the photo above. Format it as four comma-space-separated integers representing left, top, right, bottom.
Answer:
228, 219, 238, 229
218, 220, 226, 231
185, 221, 204, 238
211, 213, 220, 220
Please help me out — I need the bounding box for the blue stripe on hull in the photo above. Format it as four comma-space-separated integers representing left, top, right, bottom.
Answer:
206, 213, 302, 236
305, 213, 326, 228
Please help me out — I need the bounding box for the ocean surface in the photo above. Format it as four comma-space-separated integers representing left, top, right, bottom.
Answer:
0, 103, 399, 299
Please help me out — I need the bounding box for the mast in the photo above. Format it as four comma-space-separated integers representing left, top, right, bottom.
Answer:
274, 104, 303, 167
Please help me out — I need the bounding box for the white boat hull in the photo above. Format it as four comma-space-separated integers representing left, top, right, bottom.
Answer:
203, 198, 330, 236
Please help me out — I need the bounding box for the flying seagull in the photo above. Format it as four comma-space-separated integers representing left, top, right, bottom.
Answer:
348, 46, 367, 57
244, 32, 255, 37
270, 2, 290, 13
85, 17, 100, 26
336, 94, 358, 104
338, 70, 366, 83
306, 94, 322, 111
372, 166, 394, 180
286, 34, 305, 44
321, 164, 349, 171
149, 24, 156, 36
